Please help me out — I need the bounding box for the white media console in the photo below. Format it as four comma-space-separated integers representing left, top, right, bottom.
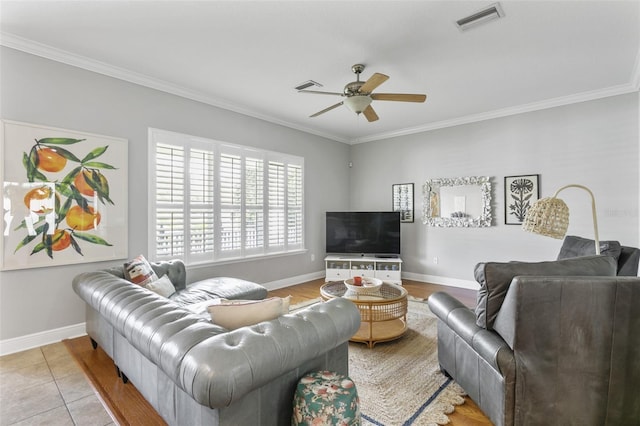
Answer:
324, 255, 402, 285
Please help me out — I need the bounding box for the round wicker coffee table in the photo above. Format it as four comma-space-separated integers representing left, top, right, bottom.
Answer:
320, 281, 408, 348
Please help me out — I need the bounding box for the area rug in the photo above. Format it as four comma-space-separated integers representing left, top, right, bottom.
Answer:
348, 300, 466, 426
292, 297, 467, 425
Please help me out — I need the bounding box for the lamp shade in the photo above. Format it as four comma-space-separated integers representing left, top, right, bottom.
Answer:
522, 197, 570, 239
522, 184, 599, 255
343, 95, 372, 114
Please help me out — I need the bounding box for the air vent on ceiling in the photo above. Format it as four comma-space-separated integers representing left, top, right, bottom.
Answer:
295, 80, 323, 91
456, 3, 504, 31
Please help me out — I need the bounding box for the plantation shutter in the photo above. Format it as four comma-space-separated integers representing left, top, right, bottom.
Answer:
268, 161, 285, 251
245, 156, 264, 252
188, 148, 215, 261
155, 143, 185, 258
287, 164, 303, 248
219, 152, 242, 256
150, 128, 304, 264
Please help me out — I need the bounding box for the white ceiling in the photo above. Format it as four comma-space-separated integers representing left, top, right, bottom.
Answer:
1, 1, 639, 144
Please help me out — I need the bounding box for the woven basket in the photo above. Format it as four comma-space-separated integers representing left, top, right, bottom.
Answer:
522, 197, 569, 239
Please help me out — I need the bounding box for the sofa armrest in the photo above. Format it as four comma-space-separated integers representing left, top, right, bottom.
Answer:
428, 292, 512, 375
150, 259, 187, 291
428, 292, 478, 344
179, 298, 361, 408
428, 291, 468, 319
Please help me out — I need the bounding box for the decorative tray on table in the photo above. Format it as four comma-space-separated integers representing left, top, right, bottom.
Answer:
344, 277, 383, 296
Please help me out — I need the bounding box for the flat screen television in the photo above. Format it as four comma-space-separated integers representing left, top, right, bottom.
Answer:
325, 211, 401, 256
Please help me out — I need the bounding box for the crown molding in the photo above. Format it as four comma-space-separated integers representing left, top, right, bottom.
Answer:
351, 82, 639, 144
1, 31, 636, 146
0, 32, 349, 144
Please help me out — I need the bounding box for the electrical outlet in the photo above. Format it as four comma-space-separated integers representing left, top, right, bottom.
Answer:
433, 256, 439, 264
311, 254, 315, 261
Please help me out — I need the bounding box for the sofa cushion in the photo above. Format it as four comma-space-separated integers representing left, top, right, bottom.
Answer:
145, 275, 176, 297
124, 254, 159, 286
207, 296, 291, 330
169, 277, 268, 306
474, 255, 617, 330
557, 235, 622, 263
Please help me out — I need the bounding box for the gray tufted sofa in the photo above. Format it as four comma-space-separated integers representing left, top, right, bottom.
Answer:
428, 254, 640, 426
72, 260, 361, 426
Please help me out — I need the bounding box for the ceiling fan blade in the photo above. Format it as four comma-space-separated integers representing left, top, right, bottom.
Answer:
371, 93, 427, 102
362, 105, 379, 122
310, 102, 344, 118
359, 73, 389, 94
299, 90, 344, 96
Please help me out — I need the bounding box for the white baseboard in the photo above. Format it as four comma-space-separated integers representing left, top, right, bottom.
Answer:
0, 323, 86, 356
401, 272, 479, 290
263, 270, 325, 290
262, 269, 479, 291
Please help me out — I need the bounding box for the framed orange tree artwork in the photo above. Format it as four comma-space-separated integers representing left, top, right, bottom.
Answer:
1, 120, 128, 270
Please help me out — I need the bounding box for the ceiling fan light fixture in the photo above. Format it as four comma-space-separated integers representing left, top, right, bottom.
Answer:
343, 95, 372, 114
303, 64, 426, 121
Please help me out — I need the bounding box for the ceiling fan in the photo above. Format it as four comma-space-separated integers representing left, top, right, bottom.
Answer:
299, 64, 427, 122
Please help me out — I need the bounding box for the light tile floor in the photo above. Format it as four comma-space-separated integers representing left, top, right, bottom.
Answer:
0, 342, 113, 426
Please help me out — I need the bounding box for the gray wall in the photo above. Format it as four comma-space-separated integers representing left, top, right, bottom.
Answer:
350, 93, 639, 285
0, 47, 350, 344
1, 46, 638, 350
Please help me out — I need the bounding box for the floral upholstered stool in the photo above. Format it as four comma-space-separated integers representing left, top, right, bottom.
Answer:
292, 370, 360, 425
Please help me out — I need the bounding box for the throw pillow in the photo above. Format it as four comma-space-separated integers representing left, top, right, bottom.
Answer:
124, 254, 158, 286
185, 299, 222, 315
474, 255, 617, 330
556, 235, 622, 262
145, 274, 176, 297
207, 296, 291, 330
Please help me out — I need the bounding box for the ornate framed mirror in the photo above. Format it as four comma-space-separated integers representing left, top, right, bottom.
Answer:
422, 176, 492, 227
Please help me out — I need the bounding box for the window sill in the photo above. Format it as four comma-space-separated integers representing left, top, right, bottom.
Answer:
187, 248, 308, 269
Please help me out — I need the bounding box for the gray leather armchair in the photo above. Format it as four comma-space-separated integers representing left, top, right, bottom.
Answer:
428, 255, 640, 426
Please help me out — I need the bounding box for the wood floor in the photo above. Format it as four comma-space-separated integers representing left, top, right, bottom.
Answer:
269, 278, 493, 426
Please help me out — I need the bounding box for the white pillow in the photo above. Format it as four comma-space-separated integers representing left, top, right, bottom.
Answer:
185, 299, 222, 315
124, 254, 158, 286
207, 296, 291, 330
145, 275, 175, 297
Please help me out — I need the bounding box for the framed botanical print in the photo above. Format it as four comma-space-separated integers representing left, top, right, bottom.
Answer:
392, 183, 414, 223
1, 120, 128, 270
504, 174, 540, 225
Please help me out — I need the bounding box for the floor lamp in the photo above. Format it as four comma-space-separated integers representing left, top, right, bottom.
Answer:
522, 184, 600, 255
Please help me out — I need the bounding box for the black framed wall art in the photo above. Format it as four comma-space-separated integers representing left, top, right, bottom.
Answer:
392, 183, 414, 223
504, 174, 540, 225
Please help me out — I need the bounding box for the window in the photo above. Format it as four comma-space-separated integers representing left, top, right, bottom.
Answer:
149, 128, 304, 264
